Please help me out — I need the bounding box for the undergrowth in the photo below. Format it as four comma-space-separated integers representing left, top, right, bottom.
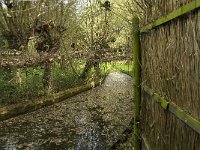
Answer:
0, 61, 132, 106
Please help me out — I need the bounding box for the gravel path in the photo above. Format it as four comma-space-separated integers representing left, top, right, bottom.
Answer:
0, 71, 133, 150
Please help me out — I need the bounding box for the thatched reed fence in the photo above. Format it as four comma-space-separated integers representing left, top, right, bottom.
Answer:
133, 0, 200, 150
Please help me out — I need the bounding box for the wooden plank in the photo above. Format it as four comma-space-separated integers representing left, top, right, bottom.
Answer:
142, 85, 200, 134
140, 0, 200, 32
133, 16, 141, 150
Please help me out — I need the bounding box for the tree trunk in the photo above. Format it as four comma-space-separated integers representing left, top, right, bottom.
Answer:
80, 58, 101, 80
94, 61, 100, 77
80, 59, 93, 80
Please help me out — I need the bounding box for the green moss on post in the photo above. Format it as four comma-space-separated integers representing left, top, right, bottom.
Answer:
133, 16, 141, 150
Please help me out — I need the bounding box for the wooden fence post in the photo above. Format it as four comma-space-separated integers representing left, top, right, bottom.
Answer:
43, 63, 53, 95
133, 16, 141, 150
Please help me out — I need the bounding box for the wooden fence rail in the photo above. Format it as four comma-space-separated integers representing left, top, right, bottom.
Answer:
142, 85, 200, 134
140, 0, 200, 33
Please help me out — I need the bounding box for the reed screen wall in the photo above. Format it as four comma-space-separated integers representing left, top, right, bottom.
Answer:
140, 1, 200, 149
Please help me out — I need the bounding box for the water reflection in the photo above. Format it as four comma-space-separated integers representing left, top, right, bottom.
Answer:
76, 126, 107, 150
6, 144, 17, 150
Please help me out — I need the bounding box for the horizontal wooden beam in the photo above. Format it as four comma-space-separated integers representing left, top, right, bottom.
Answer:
168, 102, 200, 134
142, 85, 200, 134
140, 0, 200, 33
142, 85, 169, 109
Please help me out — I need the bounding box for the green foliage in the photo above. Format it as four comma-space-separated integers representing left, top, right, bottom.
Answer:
0, 67, 45, 105
0, 0, 134, 108
76, 0, 133, 50
0, 61, 86, 106
0, 71, 16, 104
52, 62, 84, 92
2, 39, 9, 48
100, 61, 133, 75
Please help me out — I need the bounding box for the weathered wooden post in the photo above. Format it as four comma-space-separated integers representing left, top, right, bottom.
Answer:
43, 63, 53, 95
15, 68, 22, 86
133, 16, 141, 150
